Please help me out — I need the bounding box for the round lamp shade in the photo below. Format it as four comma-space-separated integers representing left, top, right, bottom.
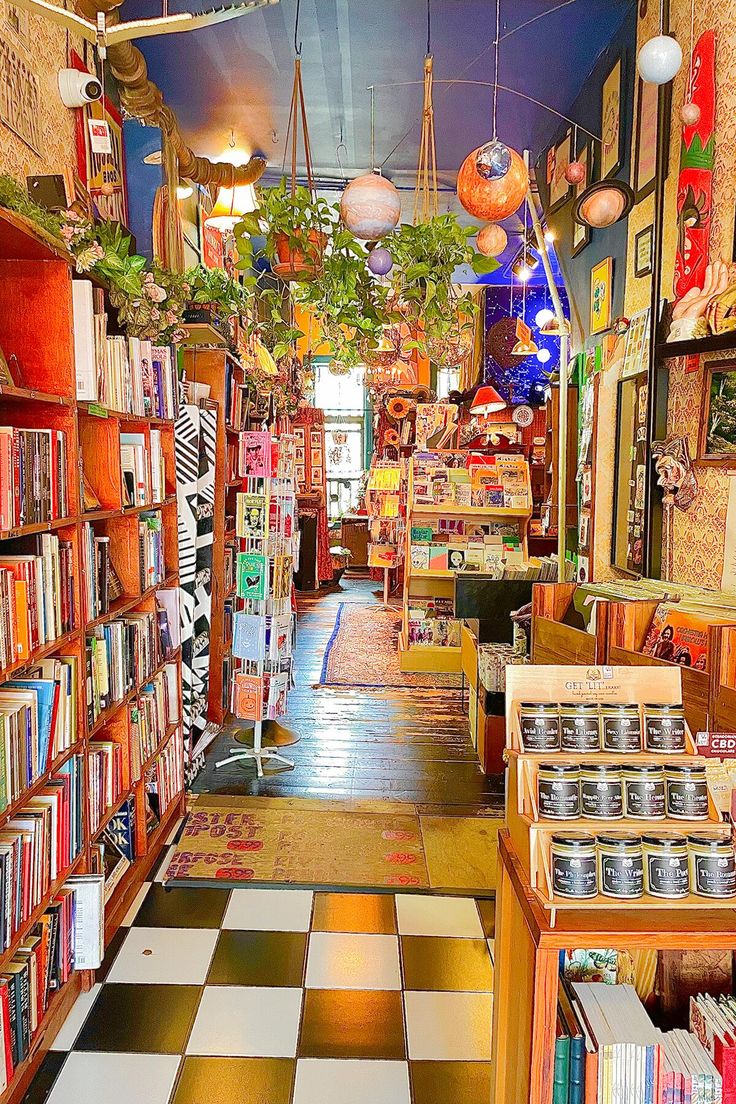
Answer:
637, 34, 683, 85
574, 179, 634, 229
476, 223, 508, 257
457, 145, 528, 221
471, 384, 506, 414
535, 308, 555, 329
340, 173, 401, 240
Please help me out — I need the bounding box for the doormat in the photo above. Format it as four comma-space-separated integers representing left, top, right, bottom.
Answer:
163, 796, 500, 895
317, 603, 462, 690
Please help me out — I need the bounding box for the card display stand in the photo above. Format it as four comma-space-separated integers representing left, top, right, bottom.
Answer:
0, 209, 185, 1103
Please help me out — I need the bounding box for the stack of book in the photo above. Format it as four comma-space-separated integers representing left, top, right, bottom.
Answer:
225, 363, 250, 430
120, 433, 151, 508
138, 511, 165, 592
0, 535, 75, 669
0, 656, 78, 808
129, 662, 179, 780
73, 282, 178, 418
87, 741, 123, 833
690, 992, 736, 1095
86, 609, 160, 727
0, 754, 84, 951
0, 427, 68, 530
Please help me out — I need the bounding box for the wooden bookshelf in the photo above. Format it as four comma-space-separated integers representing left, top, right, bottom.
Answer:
181, 346, 248, 724
0, 207, 185, 1104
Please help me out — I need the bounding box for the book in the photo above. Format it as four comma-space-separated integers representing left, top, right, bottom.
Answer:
232, 613, 267, 662
236, 494, 267, 540
237, 552, 267, 600
120, 433, 150, 507
72, 279, 97, 401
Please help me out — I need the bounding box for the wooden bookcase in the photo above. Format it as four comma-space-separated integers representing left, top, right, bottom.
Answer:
180, 346, 247, 725
0, 209, 185, 1104
399, 456, 532, 674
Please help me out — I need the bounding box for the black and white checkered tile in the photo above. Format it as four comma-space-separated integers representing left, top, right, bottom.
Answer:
24, 821, 495, 1104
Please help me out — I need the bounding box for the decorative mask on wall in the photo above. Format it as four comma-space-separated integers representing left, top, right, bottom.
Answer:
652, 436, 698, 510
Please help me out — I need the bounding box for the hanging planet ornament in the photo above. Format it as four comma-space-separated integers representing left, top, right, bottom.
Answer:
340, 173, 401, 240
367, 247, 393, 275
475, 139, 511, 181
637, 34, 683, 85
457, 145, 528, 221
680, 101, 701, 125
565, 161, 586, 185
476, 223, 508, 257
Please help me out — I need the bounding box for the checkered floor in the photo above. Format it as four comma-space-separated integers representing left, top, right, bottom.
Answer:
24, 825, 495, 1104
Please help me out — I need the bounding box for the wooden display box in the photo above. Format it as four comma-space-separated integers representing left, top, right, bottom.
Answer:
531, 582, 608, 665
606, 599, 735, 735
711, 624, 736, 733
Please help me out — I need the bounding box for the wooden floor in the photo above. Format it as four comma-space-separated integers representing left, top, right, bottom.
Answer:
193, 576, 503, 812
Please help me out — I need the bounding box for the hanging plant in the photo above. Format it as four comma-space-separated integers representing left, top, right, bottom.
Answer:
234, 180, 333, 281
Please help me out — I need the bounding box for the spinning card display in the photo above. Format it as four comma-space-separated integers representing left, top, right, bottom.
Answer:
237, 493, 267, 539
233, 613, 267, 661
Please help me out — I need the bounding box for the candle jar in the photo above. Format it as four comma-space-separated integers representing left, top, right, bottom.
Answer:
520, 702, 560, 751
688, 833, 736, 899
551, 833, 597, 899
600, 704, 641, 753
622, 764, 666, 820
597, 833, 644, 899
580, 765, 623, 820
642, 833, 689, 899
644, 703, 686, 753
560, 702, 600, 752
665, 764, 709, 821
538, 763, 580, 820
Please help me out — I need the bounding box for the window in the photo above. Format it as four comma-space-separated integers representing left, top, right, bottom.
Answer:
314, 358, 366, 520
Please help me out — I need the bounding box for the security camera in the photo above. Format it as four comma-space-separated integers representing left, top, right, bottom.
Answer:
58, 69, 103, 108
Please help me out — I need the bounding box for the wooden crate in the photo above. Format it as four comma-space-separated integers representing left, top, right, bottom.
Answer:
711, 624, 736, 733
531, 582, 608, 665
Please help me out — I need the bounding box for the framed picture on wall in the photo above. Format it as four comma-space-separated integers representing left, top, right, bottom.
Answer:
590, 256, 613, 334
572, 141, 592, 256
601, 57, 623, 179
699, 362, 736, 461
634, 225, 654, 277
548, 129, 572, 212
633, 77, 658, 200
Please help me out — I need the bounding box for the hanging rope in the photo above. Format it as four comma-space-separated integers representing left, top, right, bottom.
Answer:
413, 54, 438, 223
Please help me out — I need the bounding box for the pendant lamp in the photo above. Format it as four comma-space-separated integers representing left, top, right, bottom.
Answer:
511, 337, 539, 357
471, 385, 506, 414
540, 316, 571, 336
207, 178, 257, 230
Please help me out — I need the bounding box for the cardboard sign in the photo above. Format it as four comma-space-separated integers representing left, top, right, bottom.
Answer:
88, 118, 112, 154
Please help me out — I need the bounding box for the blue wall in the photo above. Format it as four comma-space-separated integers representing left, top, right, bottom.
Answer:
123, 120, 163, 262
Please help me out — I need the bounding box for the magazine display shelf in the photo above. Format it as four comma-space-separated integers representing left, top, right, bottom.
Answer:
504, 666, 731, 921
0, 208, 185, 1104
491, 830, 736, 1104
399, 455, 532, 674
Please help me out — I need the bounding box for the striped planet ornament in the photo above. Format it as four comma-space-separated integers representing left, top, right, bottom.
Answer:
340, 173, 401, 240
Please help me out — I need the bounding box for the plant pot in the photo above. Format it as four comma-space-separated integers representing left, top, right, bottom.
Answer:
272, 230, 325, 281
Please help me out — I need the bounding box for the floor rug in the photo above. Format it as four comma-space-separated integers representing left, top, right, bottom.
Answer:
317, 603, 462, 690
164, 796, 501, 895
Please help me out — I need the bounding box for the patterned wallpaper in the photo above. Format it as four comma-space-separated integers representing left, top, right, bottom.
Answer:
0, 1, 83, 179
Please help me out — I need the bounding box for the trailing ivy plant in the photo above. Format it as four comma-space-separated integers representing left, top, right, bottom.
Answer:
234, 179, 334, 268
0, 175, 64, 239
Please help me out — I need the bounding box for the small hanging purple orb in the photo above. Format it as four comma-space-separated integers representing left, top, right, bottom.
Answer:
680, 101, 701, 126
565, 161, 586, 185
368, 247, 393, 275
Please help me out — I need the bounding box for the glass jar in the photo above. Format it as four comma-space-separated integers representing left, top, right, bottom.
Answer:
580, 765, 623, 820
665, 764, 709, 821
551, 832, 597, 899
622, 764, 666, 820
644, 703, 687, 753
520, 702, 560, 751
642, 833, 689, 899
597, 833, 644, 899
538, 764, 580, 820
600, 703, 642, 753
560, 702, 600, 752
688, 833, 736, 899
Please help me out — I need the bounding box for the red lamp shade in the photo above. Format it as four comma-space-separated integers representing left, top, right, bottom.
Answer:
471, 385, 506, 414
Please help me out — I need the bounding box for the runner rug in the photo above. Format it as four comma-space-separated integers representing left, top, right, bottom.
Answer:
163, 795, 500, 895
317, 603, 462, 690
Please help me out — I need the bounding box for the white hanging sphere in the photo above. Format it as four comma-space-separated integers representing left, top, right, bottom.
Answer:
536, 348, 551, 364
637, 35, 683, 85
535, 308, 555, 329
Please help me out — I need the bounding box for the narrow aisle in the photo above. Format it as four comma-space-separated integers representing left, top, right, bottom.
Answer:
195, 577, 503, 812
24, 843, 495, 1104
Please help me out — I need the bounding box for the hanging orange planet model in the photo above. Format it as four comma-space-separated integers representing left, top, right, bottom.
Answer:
457, 145, 528, 221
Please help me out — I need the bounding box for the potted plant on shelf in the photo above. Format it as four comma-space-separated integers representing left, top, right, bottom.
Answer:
234, 179, 333, 281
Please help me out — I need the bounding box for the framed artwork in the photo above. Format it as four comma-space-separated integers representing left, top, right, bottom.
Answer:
699, 362, 736, 461
548, 129, 572, 212
633, 77, 658, 200
634, 225, 653, 277
590, 256, 613, 335
601, 57, 623, 179
572, 141, 591, 256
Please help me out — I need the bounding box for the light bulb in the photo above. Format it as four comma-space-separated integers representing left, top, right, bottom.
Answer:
536, 348, 551, 364
535, 308, 555, 329
518, 265, 532, 282
544, 229, 555, 243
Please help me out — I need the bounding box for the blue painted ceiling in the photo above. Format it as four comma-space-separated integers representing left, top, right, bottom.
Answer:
123, 0, 635, 271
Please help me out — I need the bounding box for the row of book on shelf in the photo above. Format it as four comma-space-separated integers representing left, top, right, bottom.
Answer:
407, 597, 461, 649
412, 451, 531, 511
82, 510, 168, 625
0, 533, 75, 672
73, 281, 178, 419
120, 431, 167, 509
553, 958, 736, 1103
0, 427, 69, 533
